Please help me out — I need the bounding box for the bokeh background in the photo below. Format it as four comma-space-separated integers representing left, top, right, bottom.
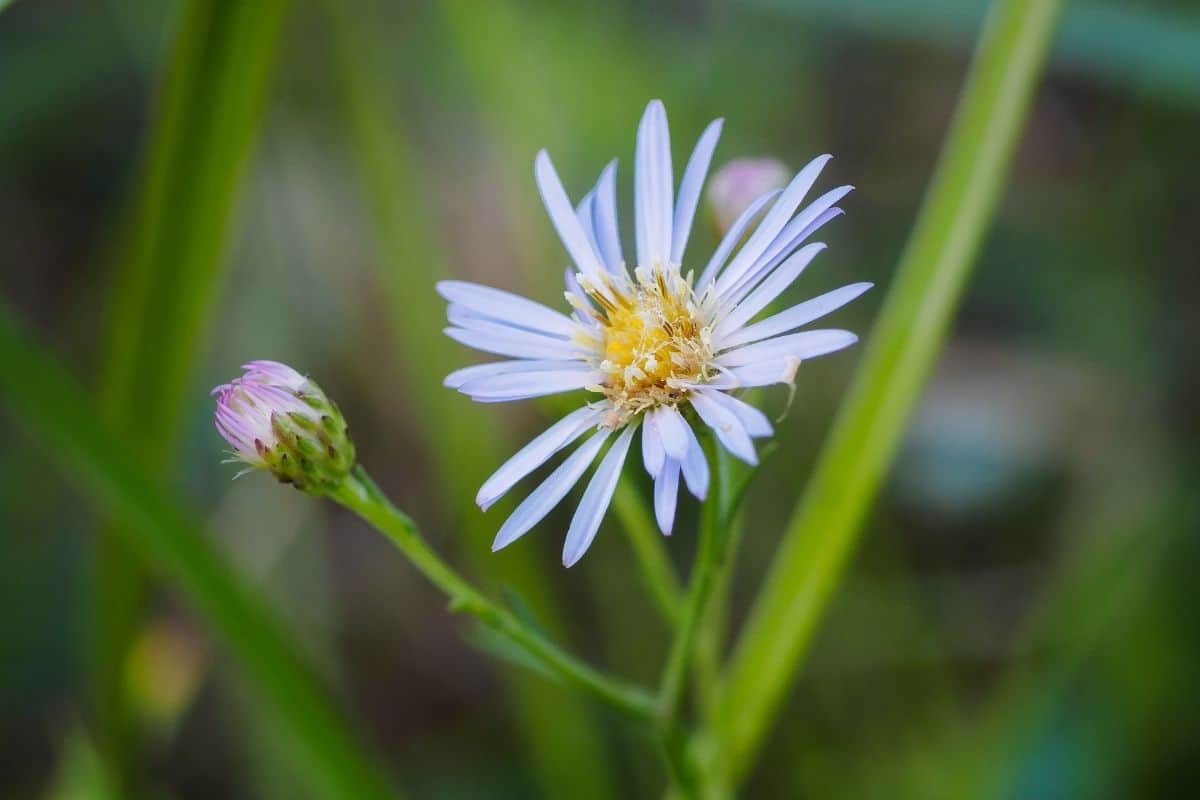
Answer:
2, 0, 1198, 797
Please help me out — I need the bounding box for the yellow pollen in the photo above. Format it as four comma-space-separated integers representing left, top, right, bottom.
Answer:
590, 270, 712, 421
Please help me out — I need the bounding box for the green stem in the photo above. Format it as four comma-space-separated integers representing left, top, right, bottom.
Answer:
655, 443, 733, 796
331, 468, 658, 722
714, 0, 1065, 782
612, 476, 684, 626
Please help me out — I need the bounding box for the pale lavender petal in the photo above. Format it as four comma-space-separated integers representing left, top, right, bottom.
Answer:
445, 326, 583, 361
642, 411, 665, 478
444, 359, 584, 390
671, 118, 723, 265
492, 428, 612, 550
715, 329, 858, 369
458, 368, 604, 403
563, 425, 636, 566
713, 243, 826, 340
652, 405, 691, 461
717, 283, 873, 351
447, 304, 574, 340
694, 189, 780, 294
706, 390, 773, 438
635, 100, 673, 269
690, 390, 757, 465
591, 160, 624, 273
535, 150, 606, 280
680, 427, 709, 500
654, 459, 680, 535
438, 280, 577, 338
715, 154, 832, 294
478, 405, 603, 510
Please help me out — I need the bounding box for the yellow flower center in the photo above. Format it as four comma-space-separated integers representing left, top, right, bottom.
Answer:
585, 269, 713, 422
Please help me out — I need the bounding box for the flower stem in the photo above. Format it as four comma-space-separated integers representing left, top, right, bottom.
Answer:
655, 441, 733, 794
331, 467, 658, 722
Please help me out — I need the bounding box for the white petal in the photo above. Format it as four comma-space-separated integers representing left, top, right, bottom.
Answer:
575, 190, 602, 258
563, 425, 636, 566
652, 405, 691, 461
694, 189, 780, 294
680, 427, 709, 500
447, 304, 575, 340
654, 460, 680, 535
705, 390, 773, 438
445, 359, 586, 389
715, 154, 832, 294
492, 428, 612, 550
438, 280, 577, 338
690, 391, 758, 465
535, 150, 606, 280
635, 100, 673, 269
716, 329, 858, 368
671, 118, 723, 265
477, 406, 603, 510
563, 267, 600, 327
445, 326, 584, 361
751, 186, 852, 280
591, 160, 624, 273
720, 202, 848, 309
642, 412, 665, 478
714, 243, 826, 340
716, 360, 804, 389
718, 282, 872, 350
458, 368, 604, 403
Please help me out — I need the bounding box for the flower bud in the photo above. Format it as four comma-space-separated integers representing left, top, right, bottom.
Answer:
212, 361, 355, 494
706, 157, 791, 235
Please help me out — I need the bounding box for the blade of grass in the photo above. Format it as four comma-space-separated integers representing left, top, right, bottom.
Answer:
324, 5, 620, 798
715, 0, 1065, 781
93, 0, 289, 785
0, 305, 397, 800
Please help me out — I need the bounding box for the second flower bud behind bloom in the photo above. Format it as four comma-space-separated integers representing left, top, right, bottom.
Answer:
212, 361, 354, 494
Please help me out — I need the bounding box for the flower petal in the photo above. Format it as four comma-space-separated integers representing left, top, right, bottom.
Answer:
690, 391, 757, 465
704, 390, 773, 438
535, 149, 606, 280
438, 280, 577, 338
447, 304, 574, 340
714, 243, 826, 340
478, 406, 604, 510
715, 329, 858, 368
654, 459, 681, 535
591, 160, 624, 274
458, 368, 604, 403
671, 118, 723, 265
694, 189, 780, 294
652, 405, 691, 461
445, 359, 586, 389
680, 427, 709, 500
492, 428, 612, 550
642, 411, 665, 478
635, 100, 673, 269
563, 425, 637, 566
445, 326, 584, 361
717, 283, 873, 351
715, 154, 832, 294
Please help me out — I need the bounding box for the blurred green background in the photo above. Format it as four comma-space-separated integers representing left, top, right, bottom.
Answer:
2, 0, 1198, 797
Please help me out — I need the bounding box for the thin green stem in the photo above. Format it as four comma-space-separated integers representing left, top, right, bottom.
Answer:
331, 468, 658, 722
714, 0, 1065, 783
655, 443, 733, 796
612, 476, 684, 626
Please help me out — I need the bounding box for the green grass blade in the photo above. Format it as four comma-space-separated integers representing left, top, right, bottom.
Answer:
0, 306, 398, 800
715, 0, 1065, 780
91, 0, 290, 782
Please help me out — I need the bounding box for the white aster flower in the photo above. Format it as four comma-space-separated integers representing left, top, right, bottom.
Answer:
440, 100, 871, 566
